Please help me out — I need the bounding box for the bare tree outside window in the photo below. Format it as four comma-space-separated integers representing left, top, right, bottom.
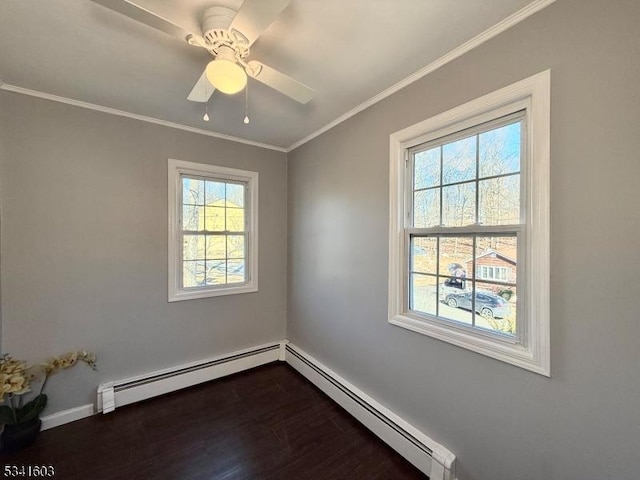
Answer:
409, 117, 522, 335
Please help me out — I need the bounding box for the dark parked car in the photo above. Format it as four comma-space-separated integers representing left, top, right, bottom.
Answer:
444, 290, 511, 319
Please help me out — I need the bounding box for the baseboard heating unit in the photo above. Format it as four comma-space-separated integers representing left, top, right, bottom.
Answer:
97, 341, 284, 413
284, 343, 456, 480
95, 339, 455, 479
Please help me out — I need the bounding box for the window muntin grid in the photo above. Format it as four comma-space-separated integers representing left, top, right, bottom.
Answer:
408, 113, 524, 338
180, 175, 248, 289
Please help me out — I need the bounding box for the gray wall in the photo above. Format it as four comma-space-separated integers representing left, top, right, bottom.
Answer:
0, 93, 287, 413
287, 1, 640, 479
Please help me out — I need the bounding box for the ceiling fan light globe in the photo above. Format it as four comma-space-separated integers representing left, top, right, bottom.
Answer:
205, 59, 247, 95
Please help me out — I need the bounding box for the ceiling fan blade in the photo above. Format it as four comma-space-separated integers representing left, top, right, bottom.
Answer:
229, 0, 291, 46
247, 61, 314, 104
90, 0, 205, 44
187, 71, 216, 103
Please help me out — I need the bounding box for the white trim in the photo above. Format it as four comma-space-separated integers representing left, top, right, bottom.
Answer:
0, 83, 286, 153
278, 339, 288, 361
167, 159, 259, 302
97, 341, 283, 412
2, 1, 554, 155
286, 0, 556, 152
284, 343, 456, 480
40, 341, 285, 431
389, 70, 550, 376
40, 404, 94, 431
39, 338, 458, 480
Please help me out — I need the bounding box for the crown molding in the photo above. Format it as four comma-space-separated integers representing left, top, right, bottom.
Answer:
285, 0, 556, 153
1, 0, 555, 155
0, 83, 287, 153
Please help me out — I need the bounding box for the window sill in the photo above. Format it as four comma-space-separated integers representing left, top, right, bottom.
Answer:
168, 283, 258, 302
389, 312, 549, 376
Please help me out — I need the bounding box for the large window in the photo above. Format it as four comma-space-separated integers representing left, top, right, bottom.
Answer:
409, 114, 522, 335
168, 159, 258, 301
389, 71, 550, 375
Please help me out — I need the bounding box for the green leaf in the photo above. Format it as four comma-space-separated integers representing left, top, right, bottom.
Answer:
0, 405, 15, 425
16, 394, 47, 423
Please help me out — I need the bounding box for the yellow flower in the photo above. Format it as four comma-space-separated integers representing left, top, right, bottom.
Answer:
0, 371, 30, 403
0, 359, 27, 375
42, 350, 97, 377
6, 373, 30, 394
43, 359, 60, 374
63, 351, 78, 368
0, 374, 12, 394
0, 350, 97, 407
0, 384, 10, 403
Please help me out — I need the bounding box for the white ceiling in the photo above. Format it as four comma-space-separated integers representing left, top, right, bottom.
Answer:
0, 0, 541, 150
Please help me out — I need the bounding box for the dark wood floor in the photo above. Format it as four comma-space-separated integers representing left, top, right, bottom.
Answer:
1, 363, 426, 479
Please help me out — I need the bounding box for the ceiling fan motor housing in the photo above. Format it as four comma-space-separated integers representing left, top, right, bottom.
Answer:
200, 5, 249, 59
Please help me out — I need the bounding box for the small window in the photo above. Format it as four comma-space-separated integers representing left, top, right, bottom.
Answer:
168, 159, 258, 301
476, 265, 510, 282
389, 71, 550, 376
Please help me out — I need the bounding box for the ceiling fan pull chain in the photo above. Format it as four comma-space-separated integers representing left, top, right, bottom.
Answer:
203, 80, 210, 122
244, 82, 250, 125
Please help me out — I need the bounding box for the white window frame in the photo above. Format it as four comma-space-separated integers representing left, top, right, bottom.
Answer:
388, 71, 550, 376
168, 159, 258, 302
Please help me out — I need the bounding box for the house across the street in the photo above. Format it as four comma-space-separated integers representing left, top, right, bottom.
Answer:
466, 249, 517, 284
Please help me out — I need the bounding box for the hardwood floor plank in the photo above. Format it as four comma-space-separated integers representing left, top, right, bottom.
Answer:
1, 363, 427, 479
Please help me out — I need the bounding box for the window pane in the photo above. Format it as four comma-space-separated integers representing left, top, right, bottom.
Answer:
410, 274, 437, 316
182, 178, 204, 205
227, 259, 246, 284
474, 281, 516, 336
183, 235, 205, 261
182, 205, 204, 231
226, 208, 245, 232
475, 236, 517, 283
442, 136, 476, 185
438, 237, 474, 279
479, 174, 520, 225
442, 182, 476, 227
414, 148, 440, 190
479, 122, 521, 178
226, 183, 245, 208
227, 235, 245, 259
183, 260, 205, 288
439, 286, 473, 326
205, 181, 225, 206
205, 235, 226, 260
413, 189, 440, 228
205, 206, 225, 231
205, 260, 226, 285
411, 237, 437, 274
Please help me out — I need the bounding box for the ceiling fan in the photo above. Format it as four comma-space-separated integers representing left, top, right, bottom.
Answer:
90, 0, 314, 105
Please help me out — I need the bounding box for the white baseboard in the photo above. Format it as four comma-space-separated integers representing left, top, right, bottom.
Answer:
284, 342, 456, 480
38, 338, 456, 480
40, 341, 285, 430
41, 404, 94, 431
97, 341, 285, 412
